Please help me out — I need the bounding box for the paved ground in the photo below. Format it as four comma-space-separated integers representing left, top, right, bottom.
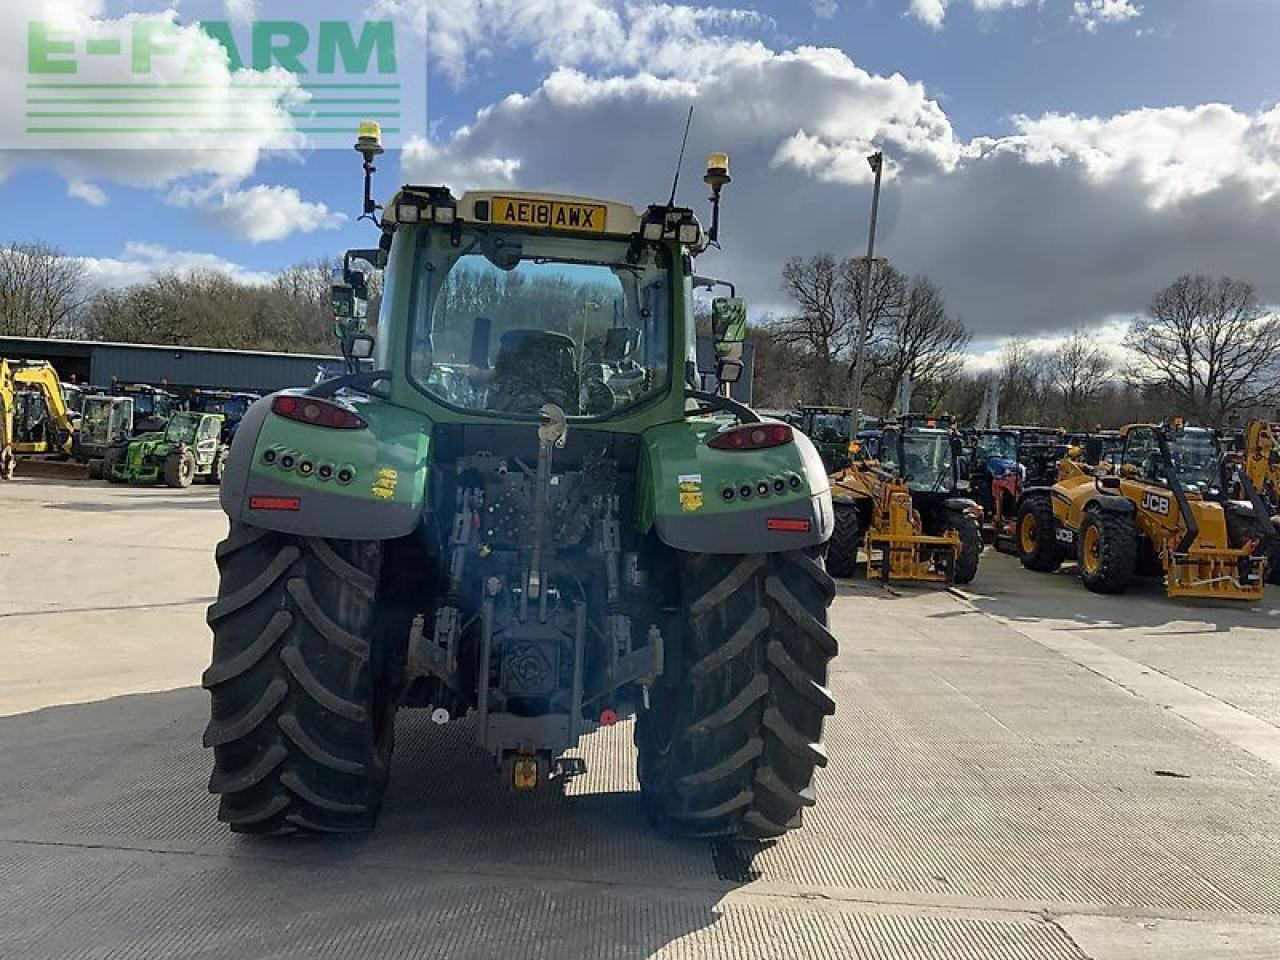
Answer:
2, 479, 1279, 959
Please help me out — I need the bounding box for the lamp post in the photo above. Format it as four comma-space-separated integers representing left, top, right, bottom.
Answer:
850, 151, 884, 425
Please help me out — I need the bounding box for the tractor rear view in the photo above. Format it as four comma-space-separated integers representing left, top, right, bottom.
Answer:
827, 418, 982, 584
201, 130, 837, 840
1017, 422, 1273, 599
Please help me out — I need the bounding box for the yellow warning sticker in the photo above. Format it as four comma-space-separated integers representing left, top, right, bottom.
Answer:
678, 474, 703, 513
372, 466, 398, 501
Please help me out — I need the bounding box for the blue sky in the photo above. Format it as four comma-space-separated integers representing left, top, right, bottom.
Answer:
2, 0, 1279, 338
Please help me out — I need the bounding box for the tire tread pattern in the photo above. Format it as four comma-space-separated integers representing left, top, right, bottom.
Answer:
204, 522, 388, 834
637, 550, 837, 839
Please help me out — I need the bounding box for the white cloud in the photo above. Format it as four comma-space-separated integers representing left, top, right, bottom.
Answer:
811, 0, 839, 18
167, 184, 347, 244
1072, 0, 1142, 32
988, 104, 1280, 207
67, 180, 108, 207
0, 1, 310, 240
401, 38, 1280, 341
380, 0, 764, 86
75, 242, 275, 291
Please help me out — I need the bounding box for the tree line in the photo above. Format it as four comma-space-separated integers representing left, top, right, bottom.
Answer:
0, 241, 358, 356
5, 239, 1280, 428
752, 256, 1280, 429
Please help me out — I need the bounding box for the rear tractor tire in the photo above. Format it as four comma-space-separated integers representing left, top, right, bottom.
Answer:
942, 509, 983, 585
636, 550, 837, 839
825, 504, 863, 578
164, 449, 195, 488
1017, 495, 1066, 573
203, 523, 395, 834
1077, 508, 1136, 595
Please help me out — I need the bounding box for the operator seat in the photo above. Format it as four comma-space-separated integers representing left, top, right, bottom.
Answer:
488, 329, 580, 415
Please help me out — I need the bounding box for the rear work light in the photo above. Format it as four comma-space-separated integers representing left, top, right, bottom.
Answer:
709, 423, 793, 451
273, 395, 367, 430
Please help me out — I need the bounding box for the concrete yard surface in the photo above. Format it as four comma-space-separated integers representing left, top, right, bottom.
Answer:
2, 479, 1279, 958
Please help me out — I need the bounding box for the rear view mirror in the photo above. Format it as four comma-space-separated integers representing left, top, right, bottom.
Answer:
330, 282, 368, 320
718, 359, 743, 384
347, 333, 376, 360
711, 297, 747, 360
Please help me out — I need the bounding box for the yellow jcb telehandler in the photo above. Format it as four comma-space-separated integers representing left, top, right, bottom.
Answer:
827, 419, 983, 585
1017, 421, 1273, 600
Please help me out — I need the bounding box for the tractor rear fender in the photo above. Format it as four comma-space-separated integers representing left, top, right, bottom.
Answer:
942, 496, 980, 514
220, 392, 429, 540
637, 418, 834, 553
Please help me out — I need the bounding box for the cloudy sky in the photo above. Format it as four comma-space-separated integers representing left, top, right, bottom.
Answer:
2, 0, 1279, 346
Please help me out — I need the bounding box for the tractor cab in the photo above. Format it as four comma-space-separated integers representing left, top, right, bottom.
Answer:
793, 405, 856, 472
112, 383, 177, 433
74, 395, 135, 465
191, 389, 261, 443
880, 421, 963, 496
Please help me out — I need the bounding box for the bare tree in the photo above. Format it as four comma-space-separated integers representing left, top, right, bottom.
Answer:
999, 338, 1054, 425
1125, 274, 1280, 426
867, 275, 970, 415
773, 254, 901, 403
0, 241, 88, 337
1050, 328, 1111, 430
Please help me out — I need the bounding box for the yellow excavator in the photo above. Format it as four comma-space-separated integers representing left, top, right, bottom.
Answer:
1, 359, 83, 479
0, 360, 15, 480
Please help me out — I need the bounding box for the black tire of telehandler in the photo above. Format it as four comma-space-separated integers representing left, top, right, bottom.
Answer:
103, 446, 126, 484
203, 523, 394, 834
1077, 509, 1137, 595
88, 460, 104, 480
1224, 505, 1280, 586
636, 551, 837, 839
943, 510, 983, 585
1017, 496, 1066, 573
164, 450, 195, 488
207, 447, 228, 486
825, 504, 863, 578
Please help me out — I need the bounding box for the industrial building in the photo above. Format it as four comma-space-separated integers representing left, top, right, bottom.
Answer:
1, 335, 754, 401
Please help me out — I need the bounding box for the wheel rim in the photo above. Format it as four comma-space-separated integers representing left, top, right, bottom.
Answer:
1082, 525, 1101, 575
1019, 514, 1038, 553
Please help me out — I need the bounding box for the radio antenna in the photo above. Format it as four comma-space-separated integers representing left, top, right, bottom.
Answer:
667, 104, 695, 207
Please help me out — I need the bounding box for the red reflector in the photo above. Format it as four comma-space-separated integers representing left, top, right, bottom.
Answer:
708, 422, 793, 451
250, 495, 301, 511
272, 394, 367, 430
767, 518, 811, 532
599, 708, 618, 727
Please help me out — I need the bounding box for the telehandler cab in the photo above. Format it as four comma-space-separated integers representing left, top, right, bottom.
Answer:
1017, 421, 1273, 599
202, 126, 837, 839
827, 417, 982, 584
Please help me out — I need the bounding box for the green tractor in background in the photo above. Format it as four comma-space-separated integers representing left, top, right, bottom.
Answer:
108, 411, 228, 487
202, 128, 837, 840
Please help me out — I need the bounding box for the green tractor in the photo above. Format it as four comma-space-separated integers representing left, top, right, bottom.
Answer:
108, 411, 228, 487
792, 405, 857, 473
202, 129, 838, 839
